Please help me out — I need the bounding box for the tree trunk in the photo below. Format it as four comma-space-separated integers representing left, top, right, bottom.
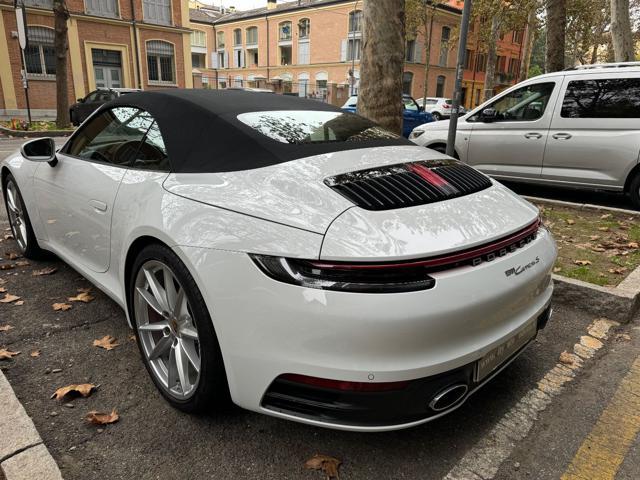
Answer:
519, 8, 536, 81
359, 0, 405, 134
546, 0, 566, 72
483, 18, 499, 102
53, 0, 70, 129
421, 8, 436, 109
610, 0, 635, 61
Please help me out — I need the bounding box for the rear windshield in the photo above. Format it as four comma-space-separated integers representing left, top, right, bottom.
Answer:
237, 110, 400, 144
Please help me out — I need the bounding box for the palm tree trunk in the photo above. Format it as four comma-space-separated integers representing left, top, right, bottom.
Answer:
359, 0, 405, 134
546, 0, 566, 72
53, 0, 70, 129
483, 18, 499, 102
610, 0, 635, 61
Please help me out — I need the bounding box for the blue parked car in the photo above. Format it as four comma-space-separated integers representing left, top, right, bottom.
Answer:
341, 94, 434, 137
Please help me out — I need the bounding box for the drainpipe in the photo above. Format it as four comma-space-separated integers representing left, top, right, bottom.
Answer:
266, 15, 270, 81
130, 0, 142, 89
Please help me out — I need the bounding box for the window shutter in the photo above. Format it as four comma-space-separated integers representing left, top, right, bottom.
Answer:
241, 50, 246, 68
414, 42, 422, 63
224, 51, 229, 69
211, 53, 218, 69
340, 39, 347, 62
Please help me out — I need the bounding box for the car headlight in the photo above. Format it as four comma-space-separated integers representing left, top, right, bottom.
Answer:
250, 255, 436, 293
409, 130, 424, 139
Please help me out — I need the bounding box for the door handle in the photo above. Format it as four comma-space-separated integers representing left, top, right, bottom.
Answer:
552, 133, 572, 140
524, 132, 542, 139
89, 199, 108, 213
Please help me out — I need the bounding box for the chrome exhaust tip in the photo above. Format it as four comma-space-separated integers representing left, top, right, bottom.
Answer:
429, 383, 469, 412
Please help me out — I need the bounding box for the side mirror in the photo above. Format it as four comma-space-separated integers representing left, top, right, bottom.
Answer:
20, 138, 57, 165
481, 107, 497, 122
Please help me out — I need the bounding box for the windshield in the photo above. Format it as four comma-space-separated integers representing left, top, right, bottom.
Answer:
237, 110, 400, 144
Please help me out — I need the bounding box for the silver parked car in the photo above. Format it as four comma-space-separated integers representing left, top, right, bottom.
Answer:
409, 62, 640, 208
414, 97, 466, 120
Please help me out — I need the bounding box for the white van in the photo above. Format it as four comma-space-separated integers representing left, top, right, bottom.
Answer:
409, 62, 640, 208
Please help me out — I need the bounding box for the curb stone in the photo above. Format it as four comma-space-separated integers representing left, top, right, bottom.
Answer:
0, 370, 62, 480
523, 195, 640, 216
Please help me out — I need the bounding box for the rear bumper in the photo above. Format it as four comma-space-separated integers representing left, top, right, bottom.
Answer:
178, 227, 556, 431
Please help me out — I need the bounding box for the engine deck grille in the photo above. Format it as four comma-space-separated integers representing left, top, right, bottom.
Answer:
325, 160, 492, 211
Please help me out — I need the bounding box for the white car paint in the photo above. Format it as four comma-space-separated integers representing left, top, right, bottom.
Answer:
2, 137, 556, 431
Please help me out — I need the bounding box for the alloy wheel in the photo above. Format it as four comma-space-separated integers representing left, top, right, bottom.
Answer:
5, 180, 28, 251
134, 260, 201, 400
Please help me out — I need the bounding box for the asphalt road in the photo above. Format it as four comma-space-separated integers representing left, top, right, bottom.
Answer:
1, 136, 639, 479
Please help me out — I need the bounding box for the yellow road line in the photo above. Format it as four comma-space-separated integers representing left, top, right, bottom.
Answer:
561, 356, 640, 480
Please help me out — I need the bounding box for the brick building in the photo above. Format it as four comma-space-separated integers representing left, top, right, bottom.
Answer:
0, 0, 192, 119
189, 0, 526, 109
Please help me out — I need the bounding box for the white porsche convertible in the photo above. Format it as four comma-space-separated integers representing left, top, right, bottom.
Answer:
1, 90, 556, 431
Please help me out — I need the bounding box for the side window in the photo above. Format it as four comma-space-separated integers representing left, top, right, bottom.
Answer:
561, 78, 640, 118
132, 121, 170, 171
85, 91, 101, 102
65, 107, 154, 166
403, 98, 418, 112
473, 82, 555, 122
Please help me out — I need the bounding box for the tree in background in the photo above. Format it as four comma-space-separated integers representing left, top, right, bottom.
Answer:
546, 0, 566, 71
610, 0, 635, 60
53, 0, 70, 128
359, 0, 405, 134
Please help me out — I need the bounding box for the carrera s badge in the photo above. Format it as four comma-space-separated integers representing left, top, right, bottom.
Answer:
505, 257, 540, 277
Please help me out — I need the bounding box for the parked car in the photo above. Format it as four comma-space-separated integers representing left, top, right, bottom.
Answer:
2, 90, 556, 431
70, 88, 140, 126
409, 62, 640, 208
414, 97, 467, 120
341, 94, 434, 137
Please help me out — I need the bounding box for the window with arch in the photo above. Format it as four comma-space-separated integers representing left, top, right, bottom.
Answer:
348, 10, 363, 32
191, 30, 206, 48
233, 28, 242, 45
298, 18, 310, 38
25, 26, 56, 76
246, 26, 258, 45
146, 40, 175, 84
216, 31, 225, 48
439, 26, 451, 67
279, 21, 292, 41
436, 75, 446, 97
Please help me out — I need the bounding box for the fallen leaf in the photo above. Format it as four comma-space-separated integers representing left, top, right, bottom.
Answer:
33, 267, 57, 276
591, 247, 606, 253
128, 334, 136, 341
86, 409, 119, 425
0, 349, 21, 360
93, 335, 119, 351
52, 302, 72, 311
0, 325, 13, 332
628, 242, 639, 249
600, 213, 612, 220
3, 234, 13, 240
15, 261, 29, 267
0, 287, 5, 293
559, 351, 578, 366
574, 260, 592, 266
77, 287, 92, 293
304, 454, 341, 479
5, 252, 21, 260
68, 291, 95, 303
0, 293, 21, 303
598, 227, 610, 232
553, 267, 562, 273
0, 264, 15, 271
51, 383, 97, 400
566, 219, 575, 225
615, 333, 631, 342
589, 235, 600, 241
30, 350, 40, 357
608, 267, 628, 275
14, 300, 24, 306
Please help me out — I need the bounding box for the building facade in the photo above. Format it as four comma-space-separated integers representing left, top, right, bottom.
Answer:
0, 0, 193, 118
189, 0, 526, 109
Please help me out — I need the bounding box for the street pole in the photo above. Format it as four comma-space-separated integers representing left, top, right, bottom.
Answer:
445, 0, 472, 157
350, 0, 359, 95
15, 1, 31, 127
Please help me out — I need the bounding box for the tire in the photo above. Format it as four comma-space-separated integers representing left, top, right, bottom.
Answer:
128, 243, 230, 413
2, 173, 46, 259
629, 172, 640, 210
430, 144, 447, 154
432, 112, 442, 121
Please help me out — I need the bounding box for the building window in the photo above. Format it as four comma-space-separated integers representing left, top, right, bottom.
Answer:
298, 41, 310, 64
513, 30, 524, 44
191, 30, 206, 48
143, 0, 171, 25
405, 39, 416, 62
279, 21, 292, 41
508, 57, 520, 75
248, 49, 258, 66
464, 49, 474, 70
217, 51, 227, 68
23, 0, 53, 8
85, 0, 118, 17
439, 26, 450, 67
347, 38, 361, 61
234, 49, 245, 68
216, 31, 225, 48
192, 53, 205, 68
475, 53, 487, 72
24, 26, 56, 76
436, 75, 446, 97
233, 28, 242, 46
280, 45, 292, 65
246, 26, 258, 45
402, 72, 413, 95
298, 18, 310, 39
146, 40, 175, 84
349, 10, 363, 33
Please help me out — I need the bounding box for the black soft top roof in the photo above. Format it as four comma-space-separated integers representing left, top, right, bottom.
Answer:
101, 89, 410, 173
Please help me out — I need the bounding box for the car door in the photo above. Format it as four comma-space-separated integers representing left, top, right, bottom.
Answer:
542, 72, 640, 188
402, 97, 422, 137
465, 79, 561, 179
33, 106, 155, 273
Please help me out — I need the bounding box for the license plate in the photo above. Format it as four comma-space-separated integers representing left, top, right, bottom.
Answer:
474, 320, 537, 382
